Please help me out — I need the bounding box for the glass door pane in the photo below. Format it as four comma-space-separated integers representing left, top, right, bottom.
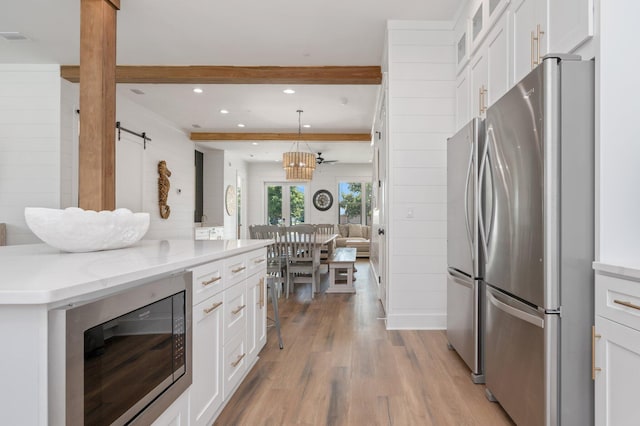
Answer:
266, 183, 307, 225
338, 182, 362, 224
266, 185, 283, 225
289, 185, 306, 225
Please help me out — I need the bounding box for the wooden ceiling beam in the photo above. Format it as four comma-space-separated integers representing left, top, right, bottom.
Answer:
60, 65, 382, 85
190, 132, 372, 142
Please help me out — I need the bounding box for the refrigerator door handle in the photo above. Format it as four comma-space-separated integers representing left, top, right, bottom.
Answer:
447, 268, 473, 287
478, 131, 490, 262
485, 127, 497, 245
487, 290, 544, 328
464, 142, 474, 261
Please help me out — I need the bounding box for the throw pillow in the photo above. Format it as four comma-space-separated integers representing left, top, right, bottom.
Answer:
348, 223, 363, 238
338, 224, 349, 237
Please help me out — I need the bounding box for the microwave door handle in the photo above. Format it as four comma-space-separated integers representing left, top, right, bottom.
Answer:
478, 131, 490, 263
464, 141, 474, 261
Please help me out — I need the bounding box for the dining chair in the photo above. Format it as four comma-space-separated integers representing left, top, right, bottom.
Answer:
282, 224, 320, 298
314, 224, 335, 264
251, 225, 287, 298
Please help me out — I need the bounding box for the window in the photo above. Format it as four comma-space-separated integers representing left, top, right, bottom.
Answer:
265, 183, 306, 225
338, 181, 373, 225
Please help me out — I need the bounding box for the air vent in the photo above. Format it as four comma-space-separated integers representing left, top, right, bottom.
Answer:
130, 88, 145, 95
0, 32, 29, 41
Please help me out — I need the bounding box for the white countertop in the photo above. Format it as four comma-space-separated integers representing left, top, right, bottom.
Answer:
593, 261, 640, 281
0, 239, 270, 306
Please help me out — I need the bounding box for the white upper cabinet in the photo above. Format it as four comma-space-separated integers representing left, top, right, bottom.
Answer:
468, 11, 510, 118
549, 0, 594, 54
511, 0, 547, 83
455, 68, 471, 129
470, 49, 488, 118
486, 12, 511, 105
453, 0, 593, 132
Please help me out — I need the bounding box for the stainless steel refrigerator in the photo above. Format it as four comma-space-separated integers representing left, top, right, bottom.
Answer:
481, 55, 594, 426
446, 117, 485, 383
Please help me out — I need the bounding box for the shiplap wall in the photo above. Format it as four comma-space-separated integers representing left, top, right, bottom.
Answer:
386, 21, 455, 329
0, 65, 61, 245
246, 162, 372, 228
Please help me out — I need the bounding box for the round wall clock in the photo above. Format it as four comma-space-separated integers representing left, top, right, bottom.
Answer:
313, 189, 333, 211
225, 185, 236, 216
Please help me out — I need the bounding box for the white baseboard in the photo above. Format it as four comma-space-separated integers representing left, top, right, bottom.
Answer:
385, 313, 446, 330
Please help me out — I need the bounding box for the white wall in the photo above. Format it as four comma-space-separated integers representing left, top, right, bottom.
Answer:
223, 151, 248, 239
0, 65, 61, 245
385, 21, 455, 329
246, 162, 373, 227
117, 95, 195, 240
1, 67, 197, 245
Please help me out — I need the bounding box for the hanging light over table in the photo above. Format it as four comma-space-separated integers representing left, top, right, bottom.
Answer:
283, 109, 316, 181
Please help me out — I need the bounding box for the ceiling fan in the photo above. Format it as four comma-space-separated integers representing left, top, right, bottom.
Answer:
316, 152, 338, 165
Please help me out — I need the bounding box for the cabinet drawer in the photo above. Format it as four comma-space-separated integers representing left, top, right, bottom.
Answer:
190, 260, 224, 305
246, 249, 267, 276
223, 281, 247, 344
223, 334, 247, 400
224, 255, 247, 288
596, 273, 640, 332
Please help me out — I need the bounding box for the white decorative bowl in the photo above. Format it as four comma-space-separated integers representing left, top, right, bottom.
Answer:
24, 207, 150, 253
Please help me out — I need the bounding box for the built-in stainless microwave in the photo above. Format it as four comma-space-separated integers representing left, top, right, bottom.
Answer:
64, 271, 192, 425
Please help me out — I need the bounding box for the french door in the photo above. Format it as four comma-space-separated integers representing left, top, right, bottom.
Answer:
265, 183, 307, 225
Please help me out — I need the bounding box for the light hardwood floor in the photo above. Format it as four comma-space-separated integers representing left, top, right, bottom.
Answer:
215, 261, 514, 425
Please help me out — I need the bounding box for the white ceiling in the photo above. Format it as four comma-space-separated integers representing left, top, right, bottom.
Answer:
2, 0, 463, 163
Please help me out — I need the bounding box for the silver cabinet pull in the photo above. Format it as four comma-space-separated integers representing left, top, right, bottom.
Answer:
232, 304, 246, 315
253, 258, 265, 264
231, 353, 246, 368
202, 276, 221, 286
231, 266, 246, 273
203, 301, 222, 314
614, 299, 640, 311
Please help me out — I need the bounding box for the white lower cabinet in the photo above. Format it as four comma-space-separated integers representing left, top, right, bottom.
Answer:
594, 270, 640, 425
594, 316, 640, 426
247, 273, 267, 362
152, 390, 190, 426
191, 292, 223, 426
187, 248, 267, 425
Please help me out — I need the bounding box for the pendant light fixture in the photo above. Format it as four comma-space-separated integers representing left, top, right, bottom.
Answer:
282, 109, 316, 181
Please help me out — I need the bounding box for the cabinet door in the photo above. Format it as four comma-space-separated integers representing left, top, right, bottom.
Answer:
191, 293, 224, 426
152, 390, 190, 426
247, 273, 267, 361
455, 68, 471, 130
595, 316, 640, 426
511, 0, 546, 83
470, 50, 488, 117
549, 0, 593, 54
486, 11, 511, 106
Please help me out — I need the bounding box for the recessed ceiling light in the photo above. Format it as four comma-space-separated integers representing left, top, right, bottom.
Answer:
303, 124, 311, 128
193, 88, 203, 94
237, 123, 245, 128
219, 109, 229, 114
252, 142, 259, 146
283, 89, 296, 94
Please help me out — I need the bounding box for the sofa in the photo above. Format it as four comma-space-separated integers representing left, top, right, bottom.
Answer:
336, 223, 371, 258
